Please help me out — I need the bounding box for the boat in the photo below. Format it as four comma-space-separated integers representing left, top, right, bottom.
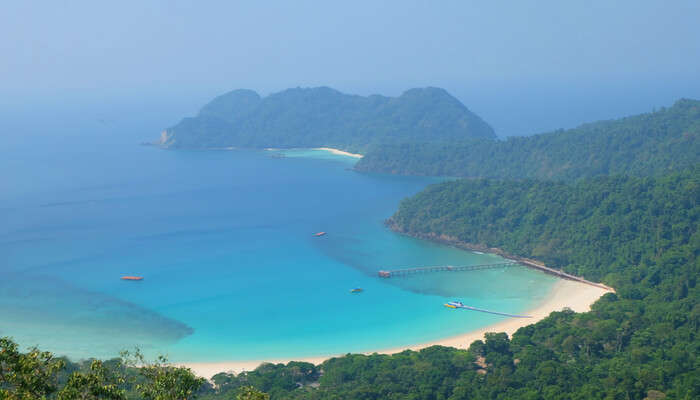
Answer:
313, 231, 326, 237
444, 301, 464, 308
443, 301, 532, 318
121, 276, 144, 281
350, 288, 363, 293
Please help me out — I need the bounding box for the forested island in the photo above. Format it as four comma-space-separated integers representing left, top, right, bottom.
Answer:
157, 87, 495, 152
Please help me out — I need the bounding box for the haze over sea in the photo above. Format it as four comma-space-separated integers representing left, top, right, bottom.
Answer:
0, 105, 557, 363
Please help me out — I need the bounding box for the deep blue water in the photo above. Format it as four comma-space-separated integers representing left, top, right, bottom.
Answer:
0, 114, 557, 362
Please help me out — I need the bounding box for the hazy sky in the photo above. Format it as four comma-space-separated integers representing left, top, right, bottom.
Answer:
2, 1, 699, 136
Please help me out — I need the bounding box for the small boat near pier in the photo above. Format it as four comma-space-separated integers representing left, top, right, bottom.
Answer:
444, 300, 531, 318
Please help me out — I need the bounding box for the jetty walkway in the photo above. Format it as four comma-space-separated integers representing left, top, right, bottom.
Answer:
378, 262, 516, 278
515, 259, 615, 291
377, 259, 614, 292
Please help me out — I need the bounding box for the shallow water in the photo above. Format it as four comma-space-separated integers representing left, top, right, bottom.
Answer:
0, 124, 557, 362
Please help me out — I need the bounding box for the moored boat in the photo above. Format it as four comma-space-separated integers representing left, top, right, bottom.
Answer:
121, 276, 144, 281
444, 301, 464, 308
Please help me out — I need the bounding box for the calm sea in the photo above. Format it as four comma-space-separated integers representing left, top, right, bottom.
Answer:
0, 108, 557, 362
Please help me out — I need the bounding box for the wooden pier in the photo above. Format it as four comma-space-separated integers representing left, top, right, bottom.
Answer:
378, 262, 517, 278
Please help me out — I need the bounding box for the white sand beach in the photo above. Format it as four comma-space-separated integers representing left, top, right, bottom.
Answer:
182, 279, 612, 378
314, 147, 364, 158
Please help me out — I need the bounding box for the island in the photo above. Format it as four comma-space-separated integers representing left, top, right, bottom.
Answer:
155, 86, 495, 152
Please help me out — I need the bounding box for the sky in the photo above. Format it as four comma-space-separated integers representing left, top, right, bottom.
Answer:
2, 1, 699, 136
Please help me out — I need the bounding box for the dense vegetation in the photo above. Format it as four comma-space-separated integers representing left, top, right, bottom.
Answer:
389, 167, 699, 283
159, 87, 495, 151
356, 99, 700, 181
0, 342, 209, 400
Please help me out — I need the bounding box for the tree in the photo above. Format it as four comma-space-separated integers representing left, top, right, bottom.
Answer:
121, 349, 205, 400
57, 360, 126, 400
236, 386, 270, 400
0, 337, 65, 400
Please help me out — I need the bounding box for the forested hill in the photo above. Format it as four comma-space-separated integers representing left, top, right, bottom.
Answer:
388, 167, 699, 285
356, 98, 700, 181
158, 87, 495, 151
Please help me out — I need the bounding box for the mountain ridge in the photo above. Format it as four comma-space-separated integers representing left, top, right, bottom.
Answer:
355, 98, 700, 181
158, 86, 496, 151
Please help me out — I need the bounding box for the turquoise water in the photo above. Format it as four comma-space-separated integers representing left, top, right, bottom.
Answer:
0, 121, 558, 362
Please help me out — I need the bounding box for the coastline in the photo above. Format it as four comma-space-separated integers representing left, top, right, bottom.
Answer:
314, 147, 363, 158
179, 178, 613, 380
384, 225, 615, 292
181, 279, 612, 379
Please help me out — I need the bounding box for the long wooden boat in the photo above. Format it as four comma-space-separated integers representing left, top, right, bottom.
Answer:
121, 276, 144, 281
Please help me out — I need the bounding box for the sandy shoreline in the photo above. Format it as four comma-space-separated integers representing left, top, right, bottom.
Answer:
264, 147, 364, 159
314, 147, 364, 158
181, 279, 611, 378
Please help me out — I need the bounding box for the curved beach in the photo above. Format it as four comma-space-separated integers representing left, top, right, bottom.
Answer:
182, 279, 612, 378
314, 147, 364, 158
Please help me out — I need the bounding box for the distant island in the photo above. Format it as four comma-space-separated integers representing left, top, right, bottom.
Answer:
156, 87, 495, 152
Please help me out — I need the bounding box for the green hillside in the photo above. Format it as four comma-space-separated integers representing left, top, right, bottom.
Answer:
356, 99, 700, 181
158, 87, 495, 151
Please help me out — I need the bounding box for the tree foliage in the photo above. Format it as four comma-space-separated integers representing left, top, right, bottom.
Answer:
57, 360, 126, 400
0, 344, 206, 400
121, 350, 205, 400
356, 99, 700, 181
236, 386, 270, 400
0, 337, 65, 400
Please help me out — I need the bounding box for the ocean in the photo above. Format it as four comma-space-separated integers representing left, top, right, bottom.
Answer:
0, 109, 557, 362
